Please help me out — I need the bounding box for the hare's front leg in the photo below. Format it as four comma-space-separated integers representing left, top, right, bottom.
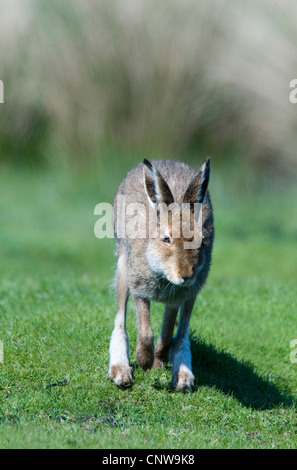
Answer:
170, 297, 196, 391
133, 296, 154, 370
109, 251, 132, 387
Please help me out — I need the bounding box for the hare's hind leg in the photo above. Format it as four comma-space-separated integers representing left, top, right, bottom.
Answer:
134, 296, 154, 370
109, 249, 132, 387
153, 305, 179, 368
170, 297, 196, 391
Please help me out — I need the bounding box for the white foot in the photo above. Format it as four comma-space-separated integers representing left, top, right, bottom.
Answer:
109, 365, 132, 387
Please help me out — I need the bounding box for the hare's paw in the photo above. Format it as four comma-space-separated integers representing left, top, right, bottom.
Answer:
109, 365, 132, 387
172, 366, 194, 391
153, 357, 165, 369
153, 342, 169, 369
136, 335, 154, 371
153, 350, 168, 369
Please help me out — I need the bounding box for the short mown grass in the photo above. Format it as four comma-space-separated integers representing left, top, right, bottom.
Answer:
0, 159, 297, 448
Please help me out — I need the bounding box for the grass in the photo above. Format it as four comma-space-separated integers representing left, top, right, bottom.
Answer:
0, 158, 297, 449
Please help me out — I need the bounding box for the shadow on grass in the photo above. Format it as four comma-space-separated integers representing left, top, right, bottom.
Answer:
190, 334, 296, 410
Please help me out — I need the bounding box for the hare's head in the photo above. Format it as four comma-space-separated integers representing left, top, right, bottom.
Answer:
143, 158, 210, 286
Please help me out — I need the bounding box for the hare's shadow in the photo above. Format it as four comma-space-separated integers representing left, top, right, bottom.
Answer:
188, 334, 295, 410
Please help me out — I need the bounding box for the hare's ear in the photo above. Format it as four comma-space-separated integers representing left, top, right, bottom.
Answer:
183, 157, 210, 204
143, 159, 174, 207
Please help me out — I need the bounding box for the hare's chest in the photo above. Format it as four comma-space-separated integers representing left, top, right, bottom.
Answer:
128, 271, 193, 306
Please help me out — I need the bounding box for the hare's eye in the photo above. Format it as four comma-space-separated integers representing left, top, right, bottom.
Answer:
163, 235, 171, 245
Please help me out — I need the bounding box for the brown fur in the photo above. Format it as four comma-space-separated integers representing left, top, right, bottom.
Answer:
153, 305, 179, 367
134, 295, 154, 370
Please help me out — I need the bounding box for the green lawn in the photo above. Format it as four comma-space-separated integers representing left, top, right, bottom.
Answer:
0, 160, 297, 449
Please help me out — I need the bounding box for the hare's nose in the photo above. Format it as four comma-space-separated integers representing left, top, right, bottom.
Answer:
182, 268, 196, 283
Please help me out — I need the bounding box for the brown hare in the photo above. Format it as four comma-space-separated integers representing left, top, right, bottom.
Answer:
109, 158, 214, 390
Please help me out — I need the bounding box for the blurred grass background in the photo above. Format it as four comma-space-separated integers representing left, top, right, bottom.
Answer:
1, 0, 297, 173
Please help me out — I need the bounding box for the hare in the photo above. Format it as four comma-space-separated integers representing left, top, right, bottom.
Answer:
109, 158, 214, 390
